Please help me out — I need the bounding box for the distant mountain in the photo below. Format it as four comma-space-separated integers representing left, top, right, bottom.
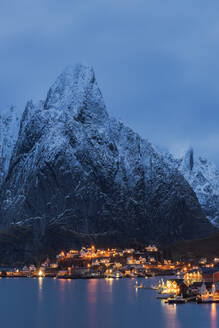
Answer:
167, 149, 219, 227
0, 64, 214, 260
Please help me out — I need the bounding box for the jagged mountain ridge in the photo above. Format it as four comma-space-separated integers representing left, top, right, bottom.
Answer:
0, 106, 21, 187
171, 149, 219, 227
0, 64, 214, 253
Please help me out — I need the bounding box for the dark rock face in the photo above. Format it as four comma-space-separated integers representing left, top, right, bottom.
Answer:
0, 64, 214, 252
0, 106, 20, 187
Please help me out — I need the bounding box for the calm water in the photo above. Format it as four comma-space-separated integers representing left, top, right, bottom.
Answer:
0, 277, 218, 328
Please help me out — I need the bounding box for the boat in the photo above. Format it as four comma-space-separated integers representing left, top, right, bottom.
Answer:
167, 295, 187, 304
135, 283, 144, 289
152, 279, 165, 291
134, 281, 152, 289
112, 272, 123, 279
156, 294, 173, 300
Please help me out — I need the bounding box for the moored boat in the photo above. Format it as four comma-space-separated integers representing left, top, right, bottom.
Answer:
167, 295, 187, 304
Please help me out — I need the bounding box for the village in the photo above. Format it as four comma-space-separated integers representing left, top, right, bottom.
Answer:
1, 245, 219, 304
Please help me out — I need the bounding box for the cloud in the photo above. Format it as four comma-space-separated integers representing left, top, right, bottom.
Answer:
1, 0, 219, 164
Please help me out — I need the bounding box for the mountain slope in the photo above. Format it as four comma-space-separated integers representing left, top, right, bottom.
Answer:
0, 64, 214, 251
177, 149, 219, 227
0, 106, 21, 187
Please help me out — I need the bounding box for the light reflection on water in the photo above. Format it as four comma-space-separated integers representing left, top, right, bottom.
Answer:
87, 279, 98, 328
0, 277, 218, 328
87, 278, 98, 304
87, 278, 115, 328
161, 301, 181, 328
38, 277, 43, 292
211, 303, 217, 328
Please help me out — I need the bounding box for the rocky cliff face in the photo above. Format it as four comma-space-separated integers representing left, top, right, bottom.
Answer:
175, 149, 219, 227
0, 64, 214, 252
0, 107, 21, 187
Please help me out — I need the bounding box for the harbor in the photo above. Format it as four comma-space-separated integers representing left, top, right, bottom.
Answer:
135, 273, 219, 304
0, 276, 218, 328
1, 244, 219, 306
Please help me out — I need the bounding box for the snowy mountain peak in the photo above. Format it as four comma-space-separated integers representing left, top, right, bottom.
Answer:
163, 147, 219, 227
19, 101, 35, 134
182, 147, 194, 172
0, 64, 214, 251
0, 106, 21, 187
44, 63, 108, 122
19, 99, 44, 136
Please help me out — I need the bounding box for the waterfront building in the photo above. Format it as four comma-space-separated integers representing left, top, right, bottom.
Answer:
184, 269, 202, 284
145, 245, 158, 252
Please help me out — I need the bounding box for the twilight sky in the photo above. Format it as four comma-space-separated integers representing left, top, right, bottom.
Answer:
1, 0, 219, 164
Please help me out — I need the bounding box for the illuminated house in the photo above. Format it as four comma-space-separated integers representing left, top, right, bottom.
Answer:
184, 269, 202, 284
29, 265, 36, 271
214, 258, 219, 264
145, 245, 158, 252
213, 282, 219, 300
50, 263, 58, 269
127, 257, 134, 264
56, 251, 65, 259
199, 258, 207, 265
161, 279, 186, 295
194, 282, 219, 301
